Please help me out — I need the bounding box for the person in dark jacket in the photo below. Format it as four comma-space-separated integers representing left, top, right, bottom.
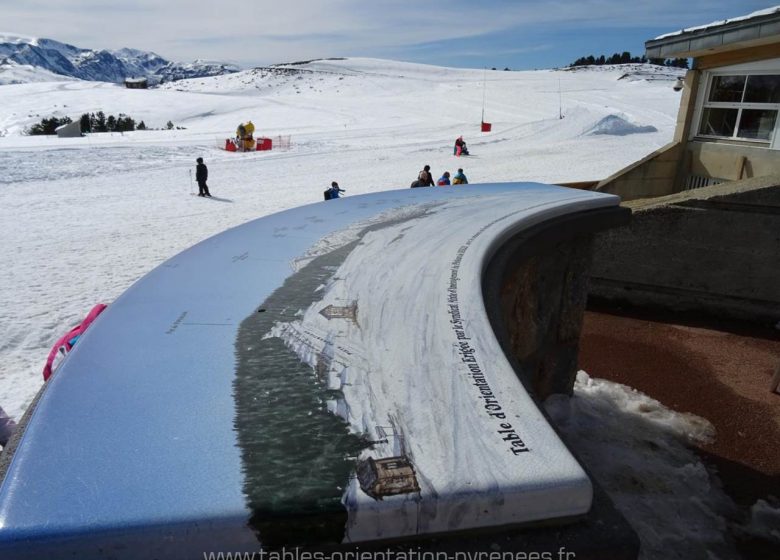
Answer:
195, 157, 211, 197
413, 165, 435, 187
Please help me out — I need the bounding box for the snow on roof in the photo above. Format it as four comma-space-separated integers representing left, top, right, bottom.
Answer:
654, 5, 780, 40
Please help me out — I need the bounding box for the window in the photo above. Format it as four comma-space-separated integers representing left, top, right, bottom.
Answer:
698, 73, 780, 143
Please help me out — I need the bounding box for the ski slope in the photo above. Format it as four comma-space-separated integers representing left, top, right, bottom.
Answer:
0, 59, 685, 421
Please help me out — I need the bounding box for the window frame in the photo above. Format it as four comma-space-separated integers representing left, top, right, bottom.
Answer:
693, 67, 780, 149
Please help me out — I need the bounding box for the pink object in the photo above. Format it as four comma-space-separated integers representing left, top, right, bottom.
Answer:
43, 304, 108, 381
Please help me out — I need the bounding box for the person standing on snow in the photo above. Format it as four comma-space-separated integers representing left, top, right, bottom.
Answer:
195, 157, 211, 197
452, 168, 468, 185
437, 171, 451, 186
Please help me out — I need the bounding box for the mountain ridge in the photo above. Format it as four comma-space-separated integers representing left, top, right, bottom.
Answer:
0, 34, 239, 84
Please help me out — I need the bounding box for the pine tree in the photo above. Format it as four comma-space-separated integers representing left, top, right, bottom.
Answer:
26, 116, 72, 135
80, 113, 91, 133
137, 121, 147, 130
94, 111, 107, 132
106, 115, 117, 132
166, 120, 174, 130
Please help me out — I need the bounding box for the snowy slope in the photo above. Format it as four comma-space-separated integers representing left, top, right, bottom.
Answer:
0, 59, 685, 416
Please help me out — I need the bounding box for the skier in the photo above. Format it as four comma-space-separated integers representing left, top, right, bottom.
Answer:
437, 171, 451, 186
411, 165, 435, 188
324, 181, 345, 200
452, 168, 469, 185
195, 157, 211, 197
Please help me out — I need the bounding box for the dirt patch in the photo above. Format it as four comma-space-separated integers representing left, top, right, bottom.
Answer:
578, 309, 780, 557
579, 309, 780, 505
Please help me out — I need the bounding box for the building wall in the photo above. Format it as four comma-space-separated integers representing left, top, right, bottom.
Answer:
595, 142, 683, 201
590, 177, 780, 324
681, 141, 780, 182
597, 45, 780, 201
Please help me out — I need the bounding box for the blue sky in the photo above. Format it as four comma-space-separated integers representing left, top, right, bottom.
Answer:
2, 1, 774, 69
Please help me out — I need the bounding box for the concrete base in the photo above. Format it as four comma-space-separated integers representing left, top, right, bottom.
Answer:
483, 206, 630, 400
591, 175, 780, 325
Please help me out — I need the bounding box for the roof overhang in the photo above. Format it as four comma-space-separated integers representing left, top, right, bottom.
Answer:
646, 10, 780, 59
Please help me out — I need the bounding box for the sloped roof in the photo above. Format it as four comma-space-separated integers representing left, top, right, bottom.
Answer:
646, 6, 780, 59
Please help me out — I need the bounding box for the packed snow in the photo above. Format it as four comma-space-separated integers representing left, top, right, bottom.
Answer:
654, 5, 780, 40
546, 372, 737, 559
4, 56, 758, 556
586, 114, 658, 136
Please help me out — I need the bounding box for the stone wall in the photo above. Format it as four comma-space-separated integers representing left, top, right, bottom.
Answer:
590, 176, 780, 325
483, 207, 629, 400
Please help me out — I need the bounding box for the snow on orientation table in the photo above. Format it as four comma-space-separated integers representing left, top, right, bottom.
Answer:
0, 183, 619, 557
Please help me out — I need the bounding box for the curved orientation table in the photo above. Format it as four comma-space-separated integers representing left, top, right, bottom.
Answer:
0, 183, 624, 558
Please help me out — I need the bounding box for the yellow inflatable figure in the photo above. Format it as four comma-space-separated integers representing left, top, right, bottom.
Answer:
235, 121, 256, 151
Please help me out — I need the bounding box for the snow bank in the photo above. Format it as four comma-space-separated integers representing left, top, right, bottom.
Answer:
655, 6, 780, 40
546, 372, 737, 560
740, 498, 780, 543
586, 114, 658, 136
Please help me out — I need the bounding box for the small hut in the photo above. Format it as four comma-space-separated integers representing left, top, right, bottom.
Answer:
124, 78, 148, 89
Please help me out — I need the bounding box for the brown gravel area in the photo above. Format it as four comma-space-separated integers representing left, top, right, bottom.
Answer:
578, 308, 780, 506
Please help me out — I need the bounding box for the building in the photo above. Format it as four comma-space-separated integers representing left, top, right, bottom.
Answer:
597, 6, 780, 201
55, 120, 81, 138
124, 77, 148, 89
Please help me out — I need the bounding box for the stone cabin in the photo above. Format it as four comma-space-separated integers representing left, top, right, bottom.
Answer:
124, 77, 148, 89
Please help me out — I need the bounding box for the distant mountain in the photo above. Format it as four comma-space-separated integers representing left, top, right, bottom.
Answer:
0, 34, 239, 84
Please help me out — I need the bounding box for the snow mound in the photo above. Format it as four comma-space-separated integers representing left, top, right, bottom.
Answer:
587, 114, 658, 136
740, 498, 780, 543
546, 371, 737, 559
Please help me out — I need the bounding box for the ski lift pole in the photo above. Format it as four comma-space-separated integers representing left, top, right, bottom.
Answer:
558, 77, 563, 120
482, 67, 487, 123
480, 67, 492, 132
